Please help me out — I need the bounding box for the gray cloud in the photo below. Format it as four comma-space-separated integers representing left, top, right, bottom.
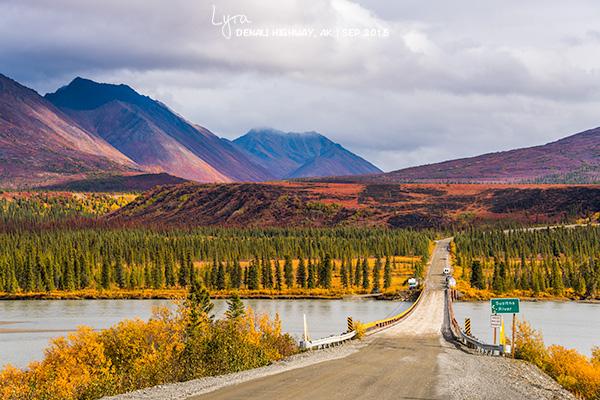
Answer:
2, 0, 600, 171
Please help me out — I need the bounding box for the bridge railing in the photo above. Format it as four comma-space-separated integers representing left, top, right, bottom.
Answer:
300, 286, 425, 350
299, 330, 357, 350
362, 287, 425, 333
446, 289, 505, 356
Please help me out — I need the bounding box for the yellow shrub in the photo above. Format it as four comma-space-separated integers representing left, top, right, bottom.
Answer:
516, 320, 600, 400
0, 303, 297, 400
99, 307, 185, 390
352, 320, 366, 339
0, 365, 29, 400
546, 345, 600, 400
592, 347, 600, 368
515, 320, 548, 369
28, 327, 116, 400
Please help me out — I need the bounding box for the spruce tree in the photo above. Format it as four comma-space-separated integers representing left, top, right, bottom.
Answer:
340, 258, 349, 288
372, 256, 382, 291
354, 258, 361, 287
165, 255, 175, 287
101, 257, 111, 289
361, 258, 370, 289
225, 292, 245, 320
383, 256, 392, 289
178, 253, 189, 287
307, 259, 316, 289
217, 262, 226, 290
115, 255, 125, 289
296, 257, 307, 288
321, 254, 333, 289
284, 255, 294, 288
80, 254, 90, 289
232, 259, 242, 289
247, 259, 260, 290
275, 259, 283, 291
470, 260, 485, 290
186, 278, 214, 327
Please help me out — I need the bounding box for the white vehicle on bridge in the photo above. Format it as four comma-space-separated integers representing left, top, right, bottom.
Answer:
443, 267, 451, 275
407, 277, 418, 289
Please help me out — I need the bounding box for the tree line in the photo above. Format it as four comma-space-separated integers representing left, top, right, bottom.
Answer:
0, 226, 431, 294
454, 226, 600, 298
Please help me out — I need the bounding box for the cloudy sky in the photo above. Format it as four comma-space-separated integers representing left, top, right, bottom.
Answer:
2, 0, 600, 171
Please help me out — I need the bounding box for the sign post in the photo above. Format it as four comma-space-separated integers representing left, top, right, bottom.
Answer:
303, 313, 309, 342
490, 314, 501, 345
490, 298, 520, 357
512, 313, 517, 358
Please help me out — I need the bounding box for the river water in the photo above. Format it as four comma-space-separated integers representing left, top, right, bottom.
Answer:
453, 301, 600, 356
1, 299, 598, 369
0, 298, 409, 368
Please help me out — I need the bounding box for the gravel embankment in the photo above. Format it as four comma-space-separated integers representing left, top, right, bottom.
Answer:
101, 339, 369, 400
437, 342, 576, 400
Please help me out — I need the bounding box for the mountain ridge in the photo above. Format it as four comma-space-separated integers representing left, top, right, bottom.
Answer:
46, 78, 273, 182
233, 128, 382, 179
0, 73, 139, 188
315, 126, 600, 184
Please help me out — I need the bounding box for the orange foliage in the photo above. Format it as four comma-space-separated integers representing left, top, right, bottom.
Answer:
516, 320, 600, 400
0, 305, 297, 400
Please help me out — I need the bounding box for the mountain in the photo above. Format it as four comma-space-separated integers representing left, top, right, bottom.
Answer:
232, 128, 382, 179
358, 127, 600, 184
0, 74, 137, 188
46, 78, 273, 182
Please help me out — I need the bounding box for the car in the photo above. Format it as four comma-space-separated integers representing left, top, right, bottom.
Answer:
443, 267, 451, 275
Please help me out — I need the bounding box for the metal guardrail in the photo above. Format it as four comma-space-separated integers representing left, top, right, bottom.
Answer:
299, 330, 357, 350
300, 246, 433, 351
300, 287, 425, 350
362, 287, 425, 333
446, 289, 505, 356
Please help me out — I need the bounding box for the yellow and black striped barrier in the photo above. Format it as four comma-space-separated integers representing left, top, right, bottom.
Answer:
347, 317, 353, 332
465, 318, 471, 336
361, 288, 425, 332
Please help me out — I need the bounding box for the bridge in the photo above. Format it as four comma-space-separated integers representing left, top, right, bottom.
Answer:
187, 238, 573, 400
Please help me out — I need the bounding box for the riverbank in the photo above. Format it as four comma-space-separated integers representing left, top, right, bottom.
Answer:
454, 281, 600, 302
0, 289, 418, 301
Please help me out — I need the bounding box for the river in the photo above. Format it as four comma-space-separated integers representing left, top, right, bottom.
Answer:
454, 301, 600, 356
1, 299, 598, 369
0, 298, 409, 368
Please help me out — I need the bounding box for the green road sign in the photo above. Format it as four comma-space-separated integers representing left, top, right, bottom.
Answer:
490, 298, 520, 314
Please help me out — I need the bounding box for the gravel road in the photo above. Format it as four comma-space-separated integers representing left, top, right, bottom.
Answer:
104, 238, 575, 400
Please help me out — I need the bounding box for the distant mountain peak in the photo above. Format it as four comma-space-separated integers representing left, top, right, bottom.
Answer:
45, 77, 274, 183
246, 128, 324, 139
0, 73, 138, 188
45, 77, 151, 110
233, 128, 381, 179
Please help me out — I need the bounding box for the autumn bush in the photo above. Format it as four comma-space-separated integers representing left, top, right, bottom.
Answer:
516, 320, 600, 400
0, 285, 298, 400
